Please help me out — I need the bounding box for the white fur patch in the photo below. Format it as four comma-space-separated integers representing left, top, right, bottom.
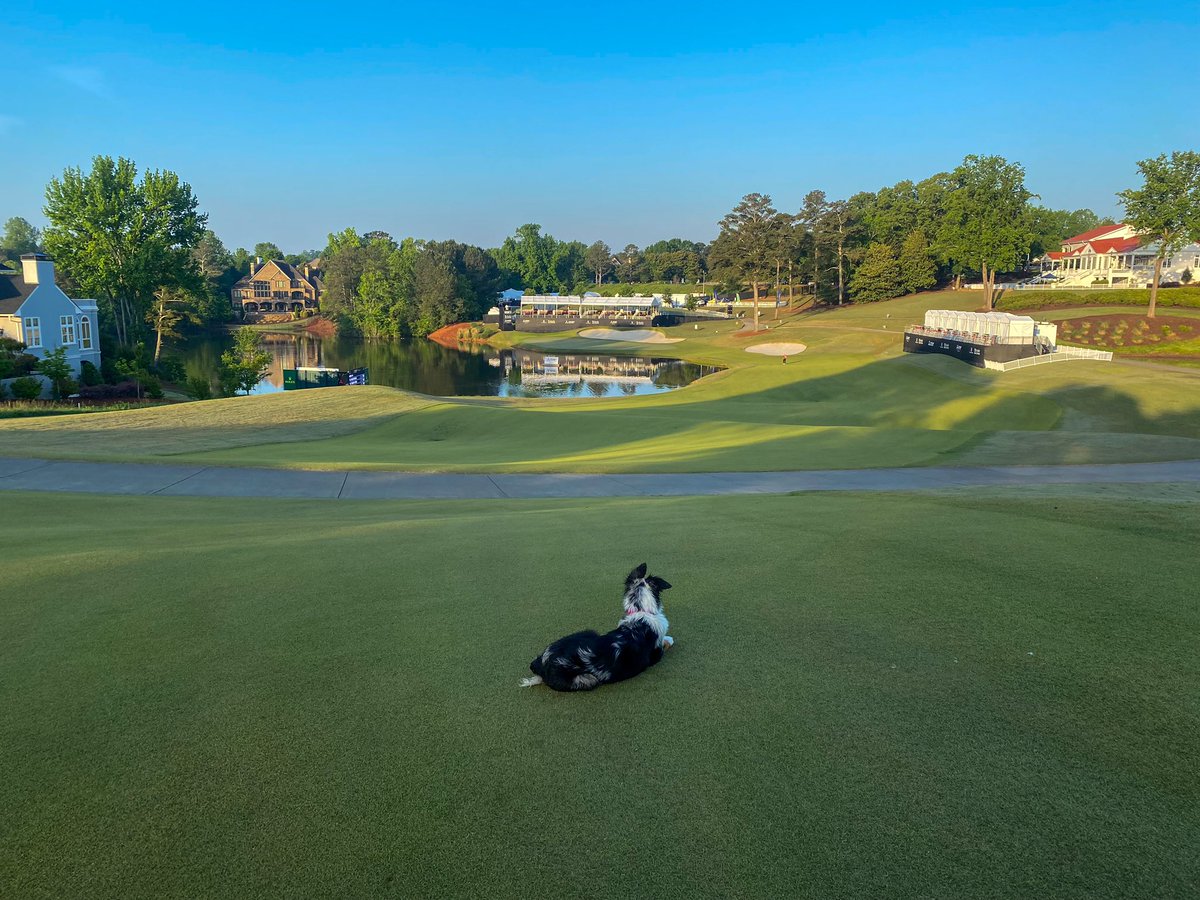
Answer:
519, 675, 543, 688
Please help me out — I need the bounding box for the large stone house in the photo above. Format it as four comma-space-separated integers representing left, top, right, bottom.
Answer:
0, 253, 101, 375
231, 258, 323, 318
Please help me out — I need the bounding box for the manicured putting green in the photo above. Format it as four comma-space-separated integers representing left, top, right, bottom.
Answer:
2, 488, 1197, 898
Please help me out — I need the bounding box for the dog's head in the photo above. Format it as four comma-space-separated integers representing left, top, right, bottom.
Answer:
623, 562, 672, 615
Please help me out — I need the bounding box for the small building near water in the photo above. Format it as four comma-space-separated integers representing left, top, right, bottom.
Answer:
515, 295, 681, 332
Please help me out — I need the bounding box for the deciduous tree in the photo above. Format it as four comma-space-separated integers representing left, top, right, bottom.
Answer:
42, 155, 206, 346
938, 155, 1034, 309
585, 240, 612, 284
1118, 151, 1200, 318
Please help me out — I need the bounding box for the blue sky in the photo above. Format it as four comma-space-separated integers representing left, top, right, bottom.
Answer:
4, 2, 1198, 252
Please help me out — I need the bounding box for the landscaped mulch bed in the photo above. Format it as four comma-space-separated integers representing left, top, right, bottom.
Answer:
1056, 314, 1198, 351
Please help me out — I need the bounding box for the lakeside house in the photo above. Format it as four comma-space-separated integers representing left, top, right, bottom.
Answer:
0, 253, 101, 375
231, 257, 323, 319
1040, 223, 1200, 287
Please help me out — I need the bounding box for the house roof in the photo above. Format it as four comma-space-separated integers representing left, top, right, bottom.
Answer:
232, 259, 323, 292
1063, 223, 1126, 245
0, 271, 37, 316
1089, 237, 1142, 254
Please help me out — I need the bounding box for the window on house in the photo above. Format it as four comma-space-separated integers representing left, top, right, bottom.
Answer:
253, 280, 269, 297
80, 316, 93, 350
60, 315, 76, 345
23, 317, 42, 347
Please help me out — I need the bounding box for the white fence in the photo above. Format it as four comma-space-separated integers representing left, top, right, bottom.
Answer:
984, 344, 1113, 371
967, 282, 1148, 291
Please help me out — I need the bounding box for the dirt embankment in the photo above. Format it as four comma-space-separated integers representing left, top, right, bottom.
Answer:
428, 322, 488, 349
301, 316, 338, 338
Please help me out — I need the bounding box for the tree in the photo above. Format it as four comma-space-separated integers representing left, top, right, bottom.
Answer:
938, 155, 1034, 310
614, 244, 644, 283
897, 230, 937, 294
492, 224, 561, 293
1027, 206, 1108, 258
585, 240, 612, 284
253, 241, 284, 261
849, 243, 902, 302
190, 230, 239, 326
36, 347, 75, 400
42, 155, 206, 346
219, 328, 273, 395
817, 199, 860, 306
713, 193, 778, 329
1, 216, 41, 267
149, 287, 199, 365
1118, 151, 1200, 318
799, 191, 829, 301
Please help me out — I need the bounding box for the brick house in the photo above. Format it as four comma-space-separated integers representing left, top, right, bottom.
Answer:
231, 257, 323, 318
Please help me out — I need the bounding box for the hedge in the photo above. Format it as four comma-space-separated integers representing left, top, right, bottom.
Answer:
996, 287, 1200, 311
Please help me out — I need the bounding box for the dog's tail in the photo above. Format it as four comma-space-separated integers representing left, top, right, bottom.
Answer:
519, 675, 544, 688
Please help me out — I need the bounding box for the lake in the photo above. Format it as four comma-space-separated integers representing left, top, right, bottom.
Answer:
179, 331, 720, 398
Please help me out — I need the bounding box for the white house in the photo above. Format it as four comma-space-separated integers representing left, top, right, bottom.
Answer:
1041, 224, 1200, 287
0, 254, 101, 375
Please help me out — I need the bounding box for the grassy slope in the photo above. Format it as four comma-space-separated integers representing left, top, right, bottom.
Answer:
2, 292, 1199, 471
2, 488, 1198, 898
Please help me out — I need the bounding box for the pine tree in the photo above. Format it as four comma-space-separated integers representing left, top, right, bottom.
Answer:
849, 243, 901, 302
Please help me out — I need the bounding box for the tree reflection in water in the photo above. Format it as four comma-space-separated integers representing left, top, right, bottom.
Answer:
179, 332, 720, 397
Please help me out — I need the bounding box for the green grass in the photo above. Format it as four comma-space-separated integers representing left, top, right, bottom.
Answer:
3, 488, 1198, 898
2, 292, 1199, 471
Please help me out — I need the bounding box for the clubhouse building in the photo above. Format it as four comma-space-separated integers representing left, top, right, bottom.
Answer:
1039, 224, 1200, 287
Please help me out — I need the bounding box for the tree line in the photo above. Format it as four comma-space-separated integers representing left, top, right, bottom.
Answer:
3, 149, 1198, 358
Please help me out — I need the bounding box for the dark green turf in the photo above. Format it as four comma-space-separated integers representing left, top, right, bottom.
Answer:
2, 490, 1198, 898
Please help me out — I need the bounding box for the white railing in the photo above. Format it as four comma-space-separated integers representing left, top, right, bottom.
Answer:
984, 344, 1113, 371
972, 282, 1149, 291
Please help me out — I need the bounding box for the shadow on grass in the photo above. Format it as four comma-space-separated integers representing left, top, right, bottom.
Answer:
2, 352, 1198, 472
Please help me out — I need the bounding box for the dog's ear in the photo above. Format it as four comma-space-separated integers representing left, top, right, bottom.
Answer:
650, 576, 672, 592
627, 562, 648, 583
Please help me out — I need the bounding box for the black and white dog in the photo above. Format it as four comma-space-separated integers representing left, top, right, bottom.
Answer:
521, 563, 674, 691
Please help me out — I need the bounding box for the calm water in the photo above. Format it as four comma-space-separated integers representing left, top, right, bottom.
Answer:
179, 331, 719, 397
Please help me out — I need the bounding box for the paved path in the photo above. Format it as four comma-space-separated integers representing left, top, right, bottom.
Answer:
1, 457, 1199, 500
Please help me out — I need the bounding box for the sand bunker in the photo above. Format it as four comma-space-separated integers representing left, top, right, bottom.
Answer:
578, 328, 683, 344
745, 342, 807, 356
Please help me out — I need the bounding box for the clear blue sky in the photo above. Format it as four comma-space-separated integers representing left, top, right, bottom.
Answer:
4, 2, 1197, 253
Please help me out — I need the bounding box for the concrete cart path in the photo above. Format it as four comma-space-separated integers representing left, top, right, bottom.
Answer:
2, 457, 1199, 500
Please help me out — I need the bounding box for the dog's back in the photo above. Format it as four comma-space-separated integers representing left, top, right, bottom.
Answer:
528, 622, 664, 692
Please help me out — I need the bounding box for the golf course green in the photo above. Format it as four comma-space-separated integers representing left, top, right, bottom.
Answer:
3, 488, 1198, 897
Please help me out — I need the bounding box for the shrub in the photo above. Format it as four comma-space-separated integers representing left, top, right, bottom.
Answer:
185, 376, 213, 401
79, 360, 102, 386
79, 380, 141, 400
10, 376, 43, 400
155, 355, 187, 383
10, 353, 39, 376
144, 378, 164, 399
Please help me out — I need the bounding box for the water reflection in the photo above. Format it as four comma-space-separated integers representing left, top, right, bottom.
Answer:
180, 332, 719, 398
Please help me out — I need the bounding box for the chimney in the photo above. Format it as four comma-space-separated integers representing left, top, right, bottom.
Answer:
250, 257, 260, 276
303, 264, 311, 279
20, 253, 55, 286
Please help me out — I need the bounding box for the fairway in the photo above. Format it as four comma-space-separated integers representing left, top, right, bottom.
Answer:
3, 488, 1198, 898
4, 293, 1200, 473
